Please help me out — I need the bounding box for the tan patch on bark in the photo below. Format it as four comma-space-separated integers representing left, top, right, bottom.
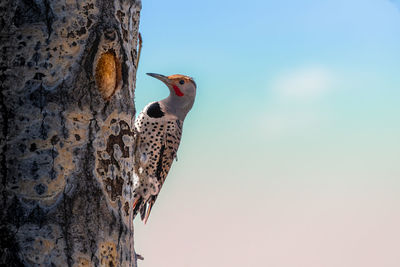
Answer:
76, 257, 91, 267
99, 242, 118, 267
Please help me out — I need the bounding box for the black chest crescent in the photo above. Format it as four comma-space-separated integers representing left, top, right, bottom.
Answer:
146, 102, 164, 118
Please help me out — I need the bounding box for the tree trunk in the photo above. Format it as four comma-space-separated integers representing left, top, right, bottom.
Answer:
0, 0, 141, 266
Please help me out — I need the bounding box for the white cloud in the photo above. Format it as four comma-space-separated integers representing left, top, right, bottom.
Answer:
256, 65, 336, 136
261, 110, 321, 137
272, 66, 334, 99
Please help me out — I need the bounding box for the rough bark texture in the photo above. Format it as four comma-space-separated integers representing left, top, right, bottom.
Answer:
0, 0, 141, 266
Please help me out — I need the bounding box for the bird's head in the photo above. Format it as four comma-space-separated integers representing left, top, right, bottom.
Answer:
146, 73, 196, 100
146, 73, 196, 119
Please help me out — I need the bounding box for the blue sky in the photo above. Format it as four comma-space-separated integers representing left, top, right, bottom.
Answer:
134, 1, 400, 266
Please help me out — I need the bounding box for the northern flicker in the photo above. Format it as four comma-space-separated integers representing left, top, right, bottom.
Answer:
133, 73, 196, 223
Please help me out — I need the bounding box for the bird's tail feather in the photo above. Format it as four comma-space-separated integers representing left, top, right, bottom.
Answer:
132, 196, 143, 219
133, 196, 158, 224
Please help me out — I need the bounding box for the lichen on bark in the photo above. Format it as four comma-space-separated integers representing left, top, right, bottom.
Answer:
0, 0, 142, 266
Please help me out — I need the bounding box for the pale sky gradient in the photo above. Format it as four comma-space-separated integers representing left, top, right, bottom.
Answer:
133, 1, 400, 266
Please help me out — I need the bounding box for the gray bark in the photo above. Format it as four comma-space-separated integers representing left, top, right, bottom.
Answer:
0, 0, 141, 266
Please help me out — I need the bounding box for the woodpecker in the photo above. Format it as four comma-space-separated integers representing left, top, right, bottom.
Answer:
133, 73, 196, 223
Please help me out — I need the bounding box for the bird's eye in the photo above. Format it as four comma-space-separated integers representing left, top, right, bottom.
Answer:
179, 80, 185, 85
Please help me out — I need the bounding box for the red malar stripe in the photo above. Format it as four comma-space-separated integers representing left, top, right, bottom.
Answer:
172, 85, 184, 97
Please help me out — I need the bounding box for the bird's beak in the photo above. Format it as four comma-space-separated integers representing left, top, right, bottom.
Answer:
146, 73, 170, 85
